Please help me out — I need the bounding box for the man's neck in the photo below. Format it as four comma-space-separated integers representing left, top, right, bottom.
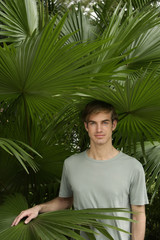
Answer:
87, 143, 119, 161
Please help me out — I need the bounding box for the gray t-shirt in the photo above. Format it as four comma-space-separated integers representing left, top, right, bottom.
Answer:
59, 151, 149, 240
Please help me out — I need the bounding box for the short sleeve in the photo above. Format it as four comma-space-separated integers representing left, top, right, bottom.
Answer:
59, 161, 73, 197
130, 163, 149, 205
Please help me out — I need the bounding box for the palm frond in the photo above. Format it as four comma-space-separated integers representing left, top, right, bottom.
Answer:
92, 0, 118, 32
0, 138, 40, 173
126, 26, 160, 71
133, 141, 160, 203
0, 194, 133, 240
50, 68, 160, 152
95, 1, 160, 63
60, 3, 97, 43
0, 139, 73, 204
88, 69, 160, 150
125, 0, 158, 10
0, 0, 38, 44
0, 13, 130, 119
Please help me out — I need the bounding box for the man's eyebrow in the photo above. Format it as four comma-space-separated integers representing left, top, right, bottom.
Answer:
102, 119, 110, 121
88, 119, 110, 122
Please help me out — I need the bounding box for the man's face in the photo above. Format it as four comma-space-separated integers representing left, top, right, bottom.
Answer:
84, 111, 117, 146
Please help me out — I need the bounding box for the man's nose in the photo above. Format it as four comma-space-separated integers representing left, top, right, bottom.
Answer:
96, 124, 102, 132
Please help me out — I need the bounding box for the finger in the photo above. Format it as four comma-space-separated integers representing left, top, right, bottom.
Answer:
11, 219, 18, 226
11, 216, 21, 226
11, 219, 16, 227
24, 215, 34, 224
11, 212, 27, 226
11, 217, 22, 226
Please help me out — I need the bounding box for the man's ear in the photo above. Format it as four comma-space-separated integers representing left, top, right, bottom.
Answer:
84, 122, 88, 132
112, 120, 117, 131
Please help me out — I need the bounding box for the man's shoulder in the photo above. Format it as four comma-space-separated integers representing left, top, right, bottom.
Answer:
120, 152, 143, 168
64, 151, 86, 165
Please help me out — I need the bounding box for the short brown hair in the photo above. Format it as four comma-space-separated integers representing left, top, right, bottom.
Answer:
82, 100, 118, 123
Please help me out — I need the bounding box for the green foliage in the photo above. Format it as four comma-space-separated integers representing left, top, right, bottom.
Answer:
0, 138, 40, 173
0, 14, 115, 118
145, 190, 160, 240
132, 141, 160, 203
0, 0, 38, 44
0, 194, 133, 240
59, 3, 97, 43
0, 0, 160, 238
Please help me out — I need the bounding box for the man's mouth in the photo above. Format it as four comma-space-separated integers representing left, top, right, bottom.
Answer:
95, 135, 105, 138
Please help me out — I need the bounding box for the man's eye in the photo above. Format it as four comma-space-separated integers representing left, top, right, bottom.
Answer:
90, 122, 95, 125
103, 122, 108, 125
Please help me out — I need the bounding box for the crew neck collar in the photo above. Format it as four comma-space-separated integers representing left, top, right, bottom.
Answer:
84, 150, 122, 163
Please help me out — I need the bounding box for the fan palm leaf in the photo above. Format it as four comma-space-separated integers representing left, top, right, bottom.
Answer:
93, 1, 160, 70
126, 0, 158, 9
0, 13, 118, 119
87, 69, 160, 150
0, 138, 40, 173
0, 143, 72, 204
59, 3, 97, 43
125, 25, 160, 73
48, 68, 160, 152
133, 141, 160, 202
0, 194, 133, 240
92, 0, 119, 32
0, 0, 38, 44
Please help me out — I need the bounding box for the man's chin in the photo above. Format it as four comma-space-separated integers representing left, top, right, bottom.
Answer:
95, 140, 106, 145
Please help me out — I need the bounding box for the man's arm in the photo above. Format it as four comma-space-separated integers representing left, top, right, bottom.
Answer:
131, 205, 146, 240
11, 196, 73, 226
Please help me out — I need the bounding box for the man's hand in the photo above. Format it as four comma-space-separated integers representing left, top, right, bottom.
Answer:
11, 205, 41, 226
11, 197, 73, 227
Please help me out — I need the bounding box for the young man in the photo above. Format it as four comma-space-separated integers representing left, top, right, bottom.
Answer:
12, 100, 149, 240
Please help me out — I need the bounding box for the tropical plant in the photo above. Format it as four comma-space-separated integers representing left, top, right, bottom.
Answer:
0, 0, 160, 239
0, 0, 39, 44
145, 189, 160, 240
0, 194, 134, 240
0, 137, 40, 173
